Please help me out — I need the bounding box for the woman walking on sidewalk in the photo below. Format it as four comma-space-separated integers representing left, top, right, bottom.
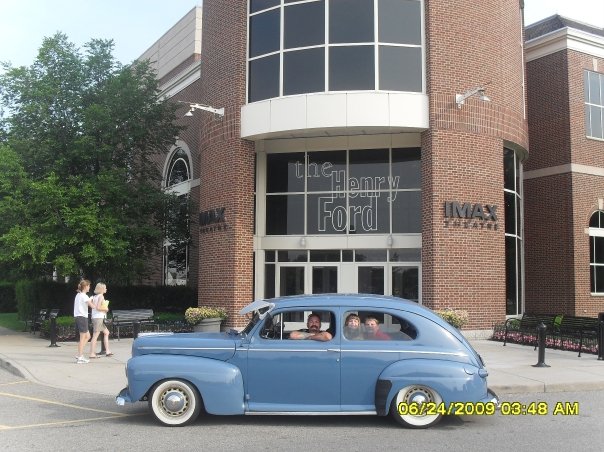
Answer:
89, 282, 112, 358
73, 280, 95, 364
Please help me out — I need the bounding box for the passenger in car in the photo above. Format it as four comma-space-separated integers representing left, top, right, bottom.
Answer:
289, 313, 333, 341
364, 316, 391, 340
344, 313, 363, 340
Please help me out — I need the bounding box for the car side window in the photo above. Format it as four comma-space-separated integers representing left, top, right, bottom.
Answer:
343, 311, 417, 341
259, 311, 334, 341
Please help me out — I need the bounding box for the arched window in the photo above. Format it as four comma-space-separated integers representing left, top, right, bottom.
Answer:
164, 145, 192, 286
589, 211, 604, 293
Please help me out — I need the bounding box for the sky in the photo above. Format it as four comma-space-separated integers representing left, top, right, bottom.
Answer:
0, 0, 603, 70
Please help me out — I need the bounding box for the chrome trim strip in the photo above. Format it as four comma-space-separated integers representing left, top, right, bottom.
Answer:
247, 348, 465, 357
245, 411, 377, 416
137, 347, 233, 351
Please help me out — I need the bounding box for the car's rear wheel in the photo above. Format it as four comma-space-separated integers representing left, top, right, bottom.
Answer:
149, 379, 201, 426
390, 384, 443, 428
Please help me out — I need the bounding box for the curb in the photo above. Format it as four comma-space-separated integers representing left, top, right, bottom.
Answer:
0, 355, 25, 378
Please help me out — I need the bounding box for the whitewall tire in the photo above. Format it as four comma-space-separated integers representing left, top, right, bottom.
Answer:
390, 384, 443, 428
149, 379, 201, 426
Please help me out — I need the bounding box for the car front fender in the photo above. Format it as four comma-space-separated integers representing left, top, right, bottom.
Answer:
375, 359, 488, 416
126, 354, 245, 415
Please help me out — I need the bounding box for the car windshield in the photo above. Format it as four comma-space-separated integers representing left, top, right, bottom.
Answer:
241, 312, 261, 335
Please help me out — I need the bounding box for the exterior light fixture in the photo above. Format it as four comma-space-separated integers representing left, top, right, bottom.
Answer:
387, 235, 393, 247
300, 237, 306, 247
455, 87, 491, 109
178, 101, 225, 118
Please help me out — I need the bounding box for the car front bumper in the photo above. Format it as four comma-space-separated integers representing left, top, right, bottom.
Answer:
116, 386, 133, 406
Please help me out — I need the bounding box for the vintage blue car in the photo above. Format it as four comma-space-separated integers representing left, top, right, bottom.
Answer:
116, 294, 498, 428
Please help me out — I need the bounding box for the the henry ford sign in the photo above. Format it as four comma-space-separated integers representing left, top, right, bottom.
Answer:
443, 201, 498, 230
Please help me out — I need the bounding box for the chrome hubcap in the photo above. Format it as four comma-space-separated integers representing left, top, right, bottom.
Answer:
161, 389, 188, 415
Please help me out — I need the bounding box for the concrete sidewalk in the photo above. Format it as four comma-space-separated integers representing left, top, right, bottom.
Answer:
2, 326, 604, 397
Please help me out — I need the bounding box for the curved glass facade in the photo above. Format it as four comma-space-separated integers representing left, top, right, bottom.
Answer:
248, 0, 424, 102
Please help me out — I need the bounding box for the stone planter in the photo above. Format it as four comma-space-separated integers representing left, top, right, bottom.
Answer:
192, 318, 222, 332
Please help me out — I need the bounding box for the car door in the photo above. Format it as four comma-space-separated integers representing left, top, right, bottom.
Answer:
245, 309, 341, 412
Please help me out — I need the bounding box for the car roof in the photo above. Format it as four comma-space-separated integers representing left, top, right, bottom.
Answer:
264, 294, 430, 315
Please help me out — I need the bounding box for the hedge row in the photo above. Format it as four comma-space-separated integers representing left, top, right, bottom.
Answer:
15, 280, 197, 320
0, 282, 16, 313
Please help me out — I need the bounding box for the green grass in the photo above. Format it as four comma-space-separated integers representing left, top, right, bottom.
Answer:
0, 313, 26, 331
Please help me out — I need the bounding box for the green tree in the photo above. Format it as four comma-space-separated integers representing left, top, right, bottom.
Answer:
0, 33, 184, 283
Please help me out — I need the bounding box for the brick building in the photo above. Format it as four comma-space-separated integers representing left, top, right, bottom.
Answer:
144, 2, 604, 334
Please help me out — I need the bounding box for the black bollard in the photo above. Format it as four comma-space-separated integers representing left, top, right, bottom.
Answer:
533, 321, 550, 367
48, 315, 60, 348
133, 321, 140, 339
598, 320, 604, 361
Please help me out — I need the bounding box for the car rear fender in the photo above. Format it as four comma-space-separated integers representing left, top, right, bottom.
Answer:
126, 354, 245, 415
376, 359, 488, 416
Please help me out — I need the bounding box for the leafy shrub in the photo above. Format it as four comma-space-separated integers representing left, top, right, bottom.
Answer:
185, 306, 227, 325
0, 282, 16, 313
435, 309, 469, 329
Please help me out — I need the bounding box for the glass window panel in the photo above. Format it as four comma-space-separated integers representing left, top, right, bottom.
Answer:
601, 74, 604, 104
310, 250, 341, 262
284, 48, 325, 95
267, 153, 306, 193
355, 250, 387, 262
504, 148, 514, 190
277, 250, 308, 262
280, 266, 305, 296
595, 236, 604, 264
358, 266, 384, 294
392, 148, 421, 189
585, 104, 592, 137
312, 266, 338, 293
329, 45, 375, 91
505, 192, 516, 235
591, 265, 596, 293
505, 236, 517, 315
329, 0, 374, 43
307, 151, 346, 191
590, 106, 603, 139
391, 266, 418, 301
266, 194, 305, 235
342, 250, 353, 262
284, 0, 325, 49
596, 266, 604, 293
249, 9, 280, 57
265, 250, 276, 262
584, 70, 590, 102
307, 193, 347, 234
379, 46, 422, 92
264, 264, 275, 298
389, 248, 421, 262
349, 192, 389, 233
249, 55, 280, 102
589, 71, 601, 105
590, 212, 600, 228
251, 0, 280, 14
349, 149, 389, 181
378, 0, 422, 45
590, 236, 595, 263
391, 190, 421, 233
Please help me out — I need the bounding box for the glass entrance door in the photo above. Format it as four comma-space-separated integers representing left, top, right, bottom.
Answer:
357, 266, 385, 295
279, 266, 304, 296
391, 266, 419, 302
312, 266, 338, 294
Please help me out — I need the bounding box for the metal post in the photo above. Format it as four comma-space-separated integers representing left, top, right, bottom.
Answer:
48, 315, 60, 348
133, 321, 140, 339
533, 322, 550, 367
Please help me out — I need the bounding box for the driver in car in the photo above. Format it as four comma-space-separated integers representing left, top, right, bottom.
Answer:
289, 313, 332, 342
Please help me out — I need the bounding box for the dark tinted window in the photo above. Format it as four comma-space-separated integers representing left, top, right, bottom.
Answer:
250, 0, 279, 13
284, 0, 325, 49
249, 9, 280, 57
379, 46, 422, 92
329, 46, 375, 91
505, 192, 516, 235
349, 194, 389, 234
392, 148, 421, 189
504, 148, 514, 190
266, 195, 305, 235
267, 153, 305, 193
378, 0, 422, 44
310, 250, 341, 262
355, 250, 387, 262
307, 194, 346, 234
329, 0, 374, 43
349, 149, 389, 181
391, 191, 421, 233
284, 48, 325, 95
249, 55, 280, 102
307, 150, 346, 192
277, 250, 308, 262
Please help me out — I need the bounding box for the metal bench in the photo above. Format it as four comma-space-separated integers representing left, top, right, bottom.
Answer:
110, 309, 158, 340
555, 316, 599, 357
503, 313, 557, 347
31, 308, 60, 334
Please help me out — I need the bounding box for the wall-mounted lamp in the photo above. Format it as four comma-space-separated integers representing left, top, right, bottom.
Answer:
455, 87, 490, 109
386, 235, 393, 247
178, 101, 225, 118
300, 237, 306, 247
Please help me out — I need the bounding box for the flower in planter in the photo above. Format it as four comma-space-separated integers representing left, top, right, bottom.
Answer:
435, 309, 469, 329
184, 306, 228, 325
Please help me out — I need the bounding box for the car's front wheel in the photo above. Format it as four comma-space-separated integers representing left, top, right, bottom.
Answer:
149, 379, 201, 426
390, 385, 443, 428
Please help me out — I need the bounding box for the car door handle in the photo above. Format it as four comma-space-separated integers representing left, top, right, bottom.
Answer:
327, 348, 340, 353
